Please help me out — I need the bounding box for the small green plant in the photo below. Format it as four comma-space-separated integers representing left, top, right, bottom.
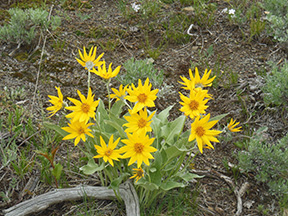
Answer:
249, 18, 266, 39
36, 145, 63, 188
143, 32, 166, 60
117, 0, 137, 19
2, 86, 26, 102
162, 12, 193, 44
227, 1, 266, 41
143, 187, 198, 215
118, 57, 164, 86
262, 61, 288, 108
0, 120, 18, 170
0, 177, 17, 203
238, 127, 288, 198
51, 39, 67, 52
99, 39, 120, 52
76, 11, 91, 21
140, 0, 162, 20
0, 7, 61, 46
257, 204, 270, 215
263, 0, 288, 43
192, 0, 217, 27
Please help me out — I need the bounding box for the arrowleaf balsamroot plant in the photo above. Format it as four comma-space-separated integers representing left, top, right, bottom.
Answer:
45, 46, 241, 209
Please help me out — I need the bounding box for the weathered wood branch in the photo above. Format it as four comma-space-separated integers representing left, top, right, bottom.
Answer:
3, 181, 140, 216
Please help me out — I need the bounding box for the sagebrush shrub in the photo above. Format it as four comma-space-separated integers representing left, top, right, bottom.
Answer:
262, 61, 288, 108
0, 8, 61, 45
118, 57, 164, 86
238, 128, 288, 197
263, 0, 288, 42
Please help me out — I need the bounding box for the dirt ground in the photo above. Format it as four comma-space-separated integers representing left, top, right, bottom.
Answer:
0, 0, 287, 215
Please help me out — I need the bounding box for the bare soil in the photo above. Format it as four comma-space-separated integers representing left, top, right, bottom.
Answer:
0, 0, 287, 215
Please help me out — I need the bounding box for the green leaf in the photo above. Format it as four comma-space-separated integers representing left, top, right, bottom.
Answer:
160, 115, 186, 145
96, 100, 109, 123
150, 116, 162, 139
209, 113, 228, 122
160, 181, 185, 191
105, 119, 126, 138
110, 100, 125, 117
156, 105, 174, 123
150, 105, 174, 138
149, 151, 162, 186
136, 181, 159, 191
52, 163, 63, 180
175, 172, 203, 182
109, 172, 130, 190
164, 146, 183, 161
43, 122, 68, 137
80, 159, 105, 175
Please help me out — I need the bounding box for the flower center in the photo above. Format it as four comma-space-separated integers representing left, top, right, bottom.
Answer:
195, 126, 205, 137
85, 61, 94, 71
195, 83, 204, 88
134, 143, 144, 153
78, 127, 84, 134
138, 118, 147, 128
105, 149, 112, 156
81, 103, 90, 113
137, 93, 147, 103
136, 169, 143, 177
189, 100, 199, 110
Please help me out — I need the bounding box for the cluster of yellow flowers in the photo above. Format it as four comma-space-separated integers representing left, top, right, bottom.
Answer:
46, 46, 242, 182
47, 46, 159, 182
178, 68, 221, 153
178, 68, 242, 153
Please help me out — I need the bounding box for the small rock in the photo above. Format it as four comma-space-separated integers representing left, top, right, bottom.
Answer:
243, 200, 255, 209
191, 46, 198, 51
183, 6, 195, 12
129, 26, 139, 32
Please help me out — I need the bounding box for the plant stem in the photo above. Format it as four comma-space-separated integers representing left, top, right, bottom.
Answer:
87, 69, 91, 90
106, 79, 111, 113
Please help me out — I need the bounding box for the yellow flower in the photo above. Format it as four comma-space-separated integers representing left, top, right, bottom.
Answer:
130, 167, 144, 183
76, 46, 104, 71
93, 135, 122, 167
46, 86, 63, 117
125, 78, 158, 114
179, 75, 196, 91
179, 90, 209, 119
110, 84, 128, 101
227, 118, 242, 132
65, 88, 99, 124
91, 61, 121, 79
189, 114, 222, 154
62, 120, 94, 146
121, 131, 157, 168
123, 108, 155, 134
179, 67, 215, 89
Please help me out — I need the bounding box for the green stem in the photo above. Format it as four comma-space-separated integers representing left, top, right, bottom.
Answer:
115, 161, 123, 176
183, 151, 199, 171
164, 152, 186, 182
106, 79, 111, 113
87, 69, 91, 90
98, 170, 105, 186
104, 167, 114, 183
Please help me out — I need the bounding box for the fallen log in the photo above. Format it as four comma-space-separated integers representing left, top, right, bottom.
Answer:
3, 181, 140, 216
